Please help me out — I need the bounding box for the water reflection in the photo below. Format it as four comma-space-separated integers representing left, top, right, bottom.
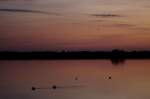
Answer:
110, 58, 126, 65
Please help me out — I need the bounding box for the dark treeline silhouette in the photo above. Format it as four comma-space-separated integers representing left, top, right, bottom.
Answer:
1, 49, 150, 60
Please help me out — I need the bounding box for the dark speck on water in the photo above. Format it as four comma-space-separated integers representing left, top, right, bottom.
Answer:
32, 87, 36, 91
108, 76, 112, 79
52, 85, 57, 89
75, 77, 78, 80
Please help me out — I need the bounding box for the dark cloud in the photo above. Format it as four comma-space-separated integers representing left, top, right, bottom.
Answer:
89, 19, 107, 22
109, 23, 135, 28
111, 23, 150, 31
0, 0, 33, 1
110, 23, 133, 27
0, 8, 60, 15
89, 14, 122, 18
97, 22, 150, 31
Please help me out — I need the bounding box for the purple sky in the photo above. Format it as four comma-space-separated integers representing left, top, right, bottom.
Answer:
0, 0, 150, 51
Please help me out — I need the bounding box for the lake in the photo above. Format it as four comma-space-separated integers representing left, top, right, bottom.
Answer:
0, 60, 150, 99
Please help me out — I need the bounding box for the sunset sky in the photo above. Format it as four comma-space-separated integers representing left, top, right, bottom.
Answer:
0, 0, 150, 51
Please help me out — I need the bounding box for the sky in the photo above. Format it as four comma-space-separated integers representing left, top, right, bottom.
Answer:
0, 0, 150, 51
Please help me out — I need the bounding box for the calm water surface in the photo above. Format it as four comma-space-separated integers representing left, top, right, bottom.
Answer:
0, 60, 150, 99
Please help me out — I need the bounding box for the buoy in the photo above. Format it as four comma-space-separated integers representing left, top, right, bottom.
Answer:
75, 77, 78, 80
52, 85, 57, 89
108, 76, 112, 79
32, 87, 36, 91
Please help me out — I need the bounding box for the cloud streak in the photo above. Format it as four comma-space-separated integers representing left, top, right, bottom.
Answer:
0, 8, 59, 15
89, 14, 122, 18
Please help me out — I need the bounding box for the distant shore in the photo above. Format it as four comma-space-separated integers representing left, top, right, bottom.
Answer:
1, 50, 150, 60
